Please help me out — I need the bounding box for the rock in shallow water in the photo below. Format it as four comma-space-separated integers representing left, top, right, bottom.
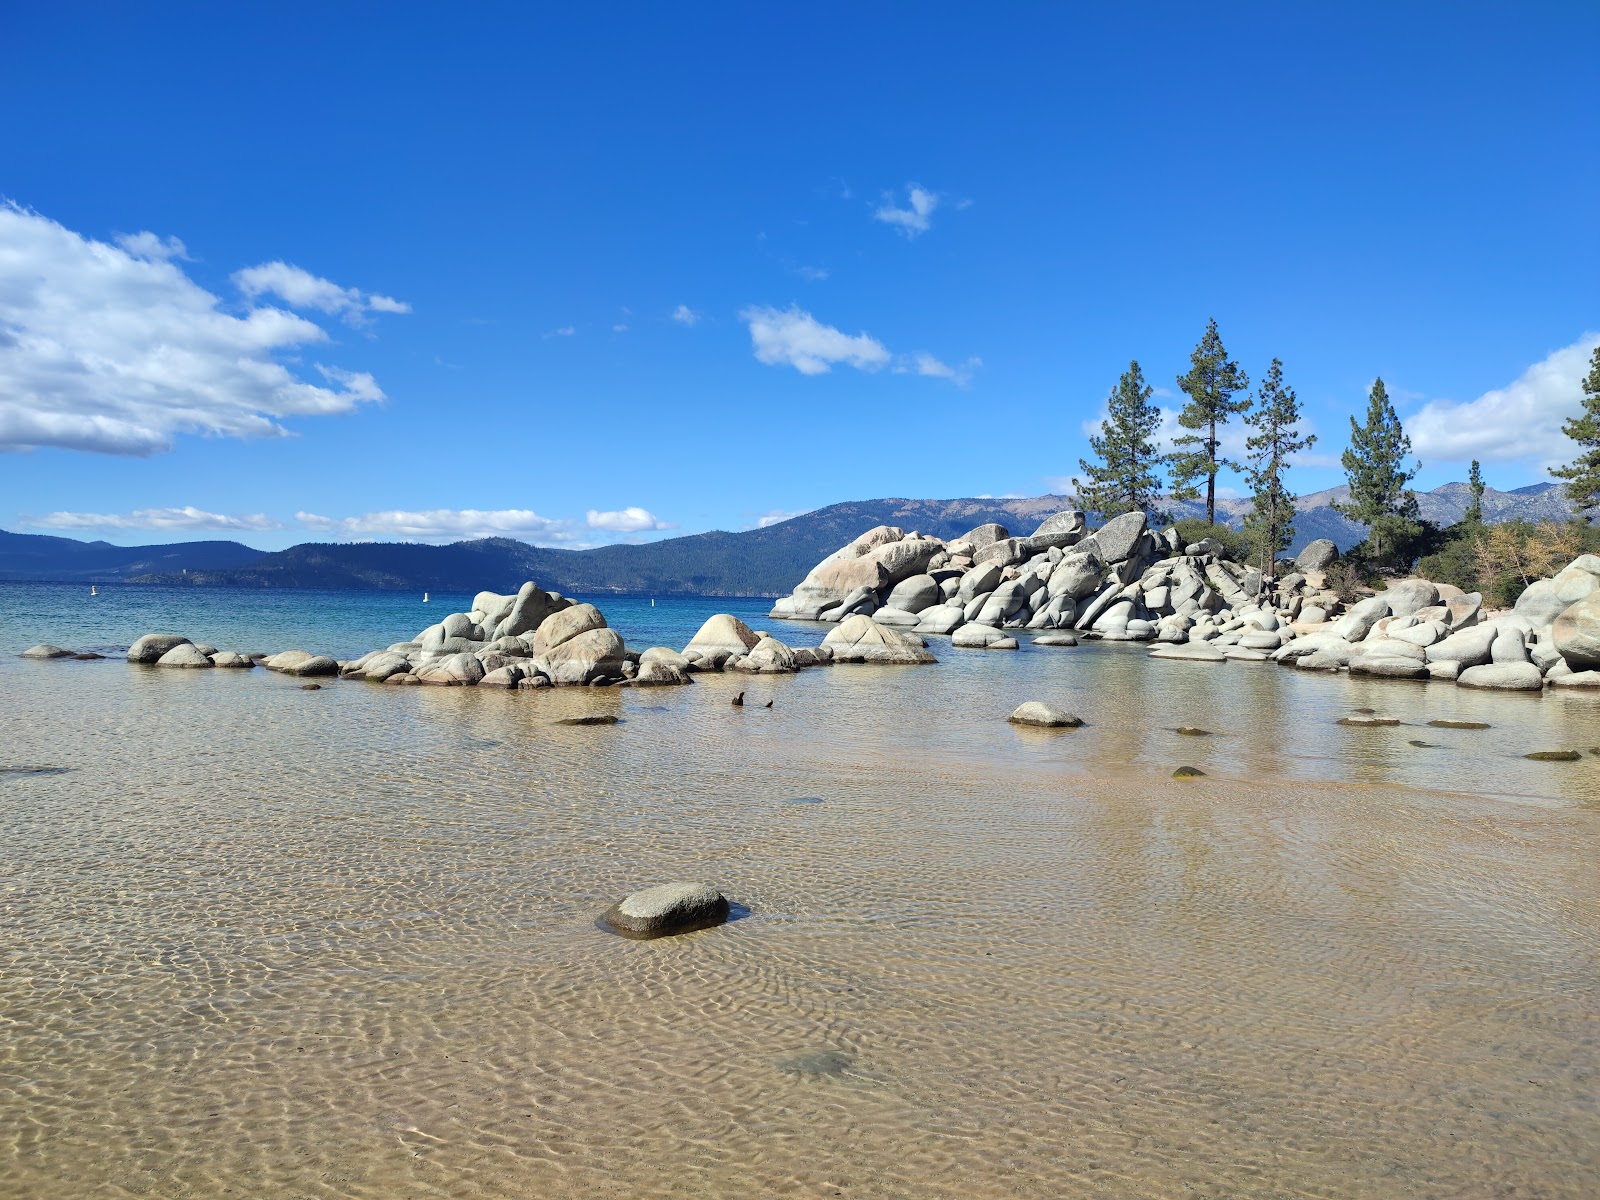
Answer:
603, 881, 730, 938
1007, 702, 1082, 728
156, 643, 214, 668
20, 644, 74, 659
127, 633, 191, 663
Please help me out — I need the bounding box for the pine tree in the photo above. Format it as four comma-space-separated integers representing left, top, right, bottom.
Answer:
1334, 377, 1421, 564
1241, 359, 1315, 578
1073, 360, 1169, 523
1464, 459, 1485, 526
1550, 344, 1600, 519
1169, 318, 1251, 525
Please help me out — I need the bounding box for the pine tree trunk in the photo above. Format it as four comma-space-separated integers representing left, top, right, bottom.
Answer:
1205, 419, 1217, 525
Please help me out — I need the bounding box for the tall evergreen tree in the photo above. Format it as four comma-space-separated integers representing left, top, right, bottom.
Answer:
1464, 459, 1485, 525
1549, 344, 1600, 519
1241, 359, 1315, 578
1073, 360, 1169, 523
1170, 318, 1251, 524
1334, 377, 1421, 563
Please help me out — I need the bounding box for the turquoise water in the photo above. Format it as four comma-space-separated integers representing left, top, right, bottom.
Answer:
0, 581, 819, 660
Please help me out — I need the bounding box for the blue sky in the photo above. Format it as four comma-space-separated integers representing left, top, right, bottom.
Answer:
1, 3, 1596, 549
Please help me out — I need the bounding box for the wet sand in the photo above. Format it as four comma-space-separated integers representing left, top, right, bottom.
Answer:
3, 648, 1599, 1197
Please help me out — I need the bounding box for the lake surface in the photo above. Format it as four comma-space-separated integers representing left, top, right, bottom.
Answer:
3, 582, 1600, 1197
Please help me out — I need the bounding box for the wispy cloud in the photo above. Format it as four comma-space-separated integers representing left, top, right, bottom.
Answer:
0, 204, 394, 456
754, 508, 811, 528
296, 508, 575, 542
1408, 334, 1600, 466
232, 260, 410, 326
739, 305, 891, 375
874, 184, 939, 237
671, 304, 702, 326
586, 506, 674, 532
27, 506, 283, 533
899, 352, 981, 388
612, 323, 630, 333
543, 325, 576, 339
794, 265, 829, 282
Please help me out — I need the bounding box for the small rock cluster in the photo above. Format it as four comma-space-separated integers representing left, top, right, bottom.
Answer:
27, 580, 941, 690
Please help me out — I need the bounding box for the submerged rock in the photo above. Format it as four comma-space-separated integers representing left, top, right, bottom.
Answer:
1524, 750, 1582, 762
1172, 766, 1206, 778
20, 644, 74, 659
603, 881, 730, 938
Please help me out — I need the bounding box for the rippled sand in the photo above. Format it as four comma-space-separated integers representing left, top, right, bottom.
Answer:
4, 647, 1600, 1198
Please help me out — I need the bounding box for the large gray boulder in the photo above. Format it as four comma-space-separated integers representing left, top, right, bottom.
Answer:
1047, 550, 1105, 601
957, 522, 1009, 549
1028, 510, 1087, 549
603, 882, 729, 938
956, 560, 1005, 603
209, 651, 256, 668
1381, 579, 1440, 619
862, 537, 944, 586
789, 556, 892, 618
1457, 662, 1544, 691
1296, 539, 1339, 571
127, 633, 191, 663
821, 615, 936, 664
1512, 560, 1600, 628
1425, 623, 1498, 668
976, 578, 1032, 626
412, 659, 486, 684
493, 582, 572, 639
915, 604, 966, 635
736, 636, 798, 673
684, 614, 761, 658
1085, 511, 1147, 564
536, 628, 628, 685
356, 651, 412, 682
1445, 592, 1483, 629
952, 623, 1018, 649
21, 644, 74, 659
1333, 595, 1389, 643
1553, 591, 1600, 670
1490, 626, 1532, 665
156, 643, 213, 668
885, 573, 940, 614
533, 603, 606, 654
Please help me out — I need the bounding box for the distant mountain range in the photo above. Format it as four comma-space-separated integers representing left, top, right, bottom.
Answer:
0, 482, 1575, 596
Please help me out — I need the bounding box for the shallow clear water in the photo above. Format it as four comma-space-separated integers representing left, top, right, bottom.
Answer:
3, 584, 1600, 1197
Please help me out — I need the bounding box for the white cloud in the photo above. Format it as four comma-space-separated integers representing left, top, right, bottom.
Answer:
0, 204, 396, 456
672, 304, 701, 326
232, 260, 410, 325
543, 325, 576, 338
1408, 334, 1600, 466
586, 506, 674, 532
794, 265, 829, 282
739, 304, 891, 375
296, 508, 573, 542
874, 184, 939, 237
613, 323, 630, 333
755, 508, 811, 528
28, 506, 282, 533
900, 352, 981, 387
